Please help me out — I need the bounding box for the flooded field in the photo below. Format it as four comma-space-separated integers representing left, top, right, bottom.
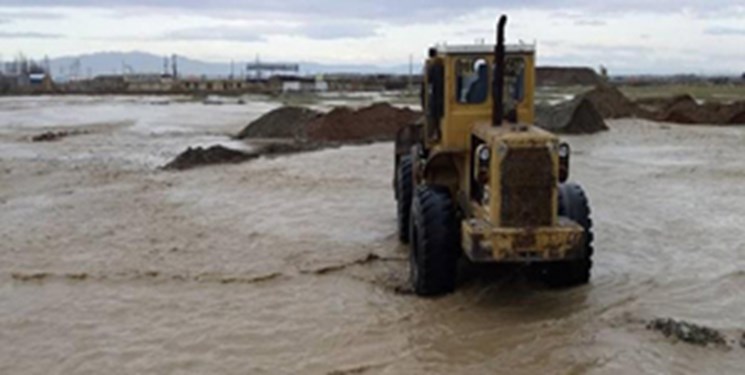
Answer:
1, 96, 744, 374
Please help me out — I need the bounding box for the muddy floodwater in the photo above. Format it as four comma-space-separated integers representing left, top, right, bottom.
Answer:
1, 96, 744, 374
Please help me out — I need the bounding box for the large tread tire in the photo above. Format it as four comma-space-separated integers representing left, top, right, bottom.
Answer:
409, 185, 459, 296
541, 183, 594, 287
396, 156, 413, 243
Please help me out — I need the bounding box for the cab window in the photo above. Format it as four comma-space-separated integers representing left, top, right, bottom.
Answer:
505, 57, 526, 102
456, 58, 488, 104
504, 57, 526, 118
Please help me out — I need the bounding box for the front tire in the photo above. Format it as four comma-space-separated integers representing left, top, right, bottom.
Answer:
409, 185, 459, 296
540, 183, 594, 287
396, 155, 413, 243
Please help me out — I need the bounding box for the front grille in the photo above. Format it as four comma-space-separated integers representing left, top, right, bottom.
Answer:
500, 147, 554, 227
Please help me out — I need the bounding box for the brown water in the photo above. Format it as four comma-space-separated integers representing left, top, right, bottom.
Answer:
1, 97, 744, 374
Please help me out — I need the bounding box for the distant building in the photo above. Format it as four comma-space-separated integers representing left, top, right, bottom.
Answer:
273, 75, 328, 93
180, 78, 253, 93
124, 74, 175, 92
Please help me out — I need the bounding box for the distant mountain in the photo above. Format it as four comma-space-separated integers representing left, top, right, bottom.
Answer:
48, 51, 420, 80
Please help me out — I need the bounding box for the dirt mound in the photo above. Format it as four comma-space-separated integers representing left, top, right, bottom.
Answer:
581, 84, 638, 119
236, 106, 321, 140
636, 94, 694, 114
535, 96, 608, 134
647, 318, 728, 348
163, 145, 256, 170
706, 101, 745, 125
305, 103, 421, 142
729, 107, 745, 124
639, 95, 745, 125
537, 67, 602, 86
31, 130, 88, 142
657, 95, 707, 124
163, 142, 325, 171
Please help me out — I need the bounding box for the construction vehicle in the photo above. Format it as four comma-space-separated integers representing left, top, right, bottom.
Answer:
394, 15, 594, 296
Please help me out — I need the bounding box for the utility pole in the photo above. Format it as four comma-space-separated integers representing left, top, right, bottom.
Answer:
255, 54, 261, 80
171, 54, 178, 80
408, 53, 413, 96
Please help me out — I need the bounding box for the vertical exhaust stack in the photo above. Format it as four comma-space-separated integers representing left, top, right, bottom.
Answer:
493, 15, 507, 127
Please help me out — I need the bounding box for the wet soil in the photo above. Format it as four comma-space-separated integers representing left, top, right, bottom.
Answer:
580, 85, 745, 125
535, 96, 608, 134
1, 96, 744, 374
235, 106, 321, 140
163, 142, 326, 171
30, 130, 86, 142
237, 102, 421, 143
163, 145, 257, 170
305, 102, 421, 142
583, 84, 639, 119
647, 318, 728, 348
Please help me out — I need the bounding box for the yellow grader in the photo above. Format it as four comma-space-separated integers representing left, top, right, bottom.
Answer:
394, 15, 594, 296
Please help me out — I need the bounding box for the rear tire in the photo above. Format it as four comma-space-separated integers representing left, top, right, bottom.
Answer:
396, 155, 413, 243
409, 185, 459, 296
541, 183, 594, 287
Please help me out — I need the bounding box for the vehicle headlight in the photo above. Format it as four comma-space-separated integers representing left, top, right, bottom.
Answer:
478, 145, 491, 161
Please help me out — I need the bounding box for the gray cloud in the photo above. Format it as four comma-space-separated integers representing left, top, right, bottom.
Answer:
163, 21, 379, 42
570, 44, 655, 56
297, 21, 378, 40
705, 26, 745, 36
0, 31, 63, 39
574, 19, 606, 26
165, 26, 268, 42
1, 1, 743, 21
0, 10, 65, 20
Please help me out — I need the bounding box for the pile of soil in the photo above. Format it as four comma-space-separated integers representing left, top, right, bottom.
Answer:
647, 318, 728, 348
166, 102, 422, 171
635, 94, 692, 114
730, 107, 745, 124
536, 84, 745, 128
163, 145, 257, 171
305, 103, 421, 142
236, 106, 321, 140
537, 66, 602, 86
535, 96, 608, 134
163, 142, 325, 171
635, 94, 745, 125
655, 95, 708, 124
581, 84, 638, 119
31, 130, 82, 142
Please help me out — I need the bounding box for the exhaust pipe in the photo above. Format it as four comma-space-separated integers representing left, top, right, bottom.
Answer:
493, 15, 507, 127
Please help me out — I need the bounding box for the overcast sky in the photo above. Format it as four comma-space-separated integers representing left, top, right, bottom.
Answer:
0, 1, 744, 74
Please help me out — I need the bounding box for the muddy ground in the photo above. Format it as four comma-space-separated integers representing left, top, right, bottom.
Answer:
1, 96, 744, 374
